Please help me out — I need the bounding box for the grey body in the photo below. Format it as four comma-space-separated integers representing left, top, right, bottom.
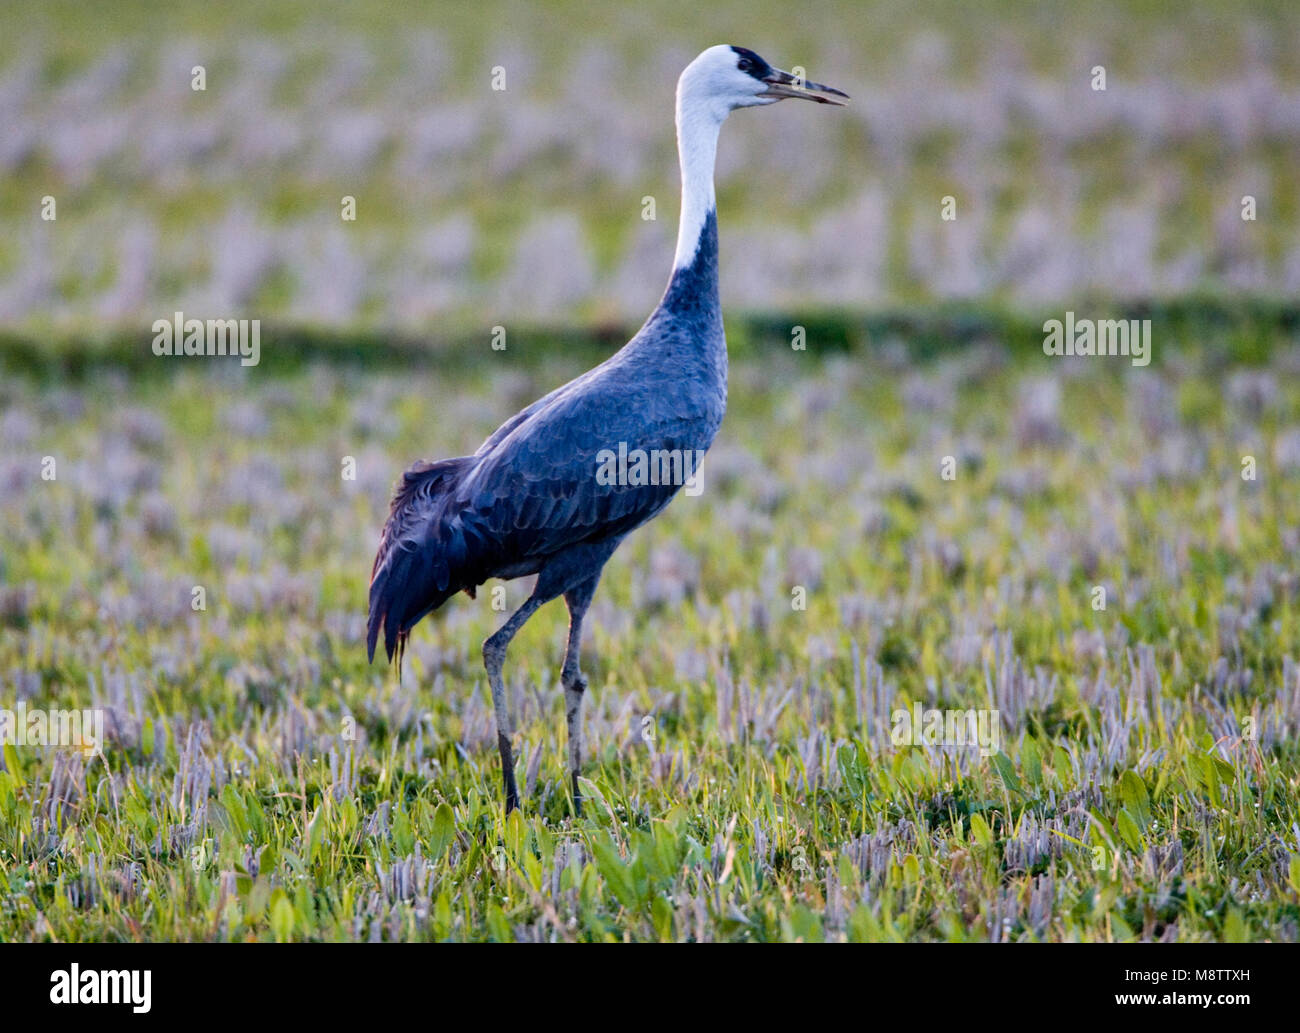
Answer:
368, 215, 723, 813
367, 212, 723, 662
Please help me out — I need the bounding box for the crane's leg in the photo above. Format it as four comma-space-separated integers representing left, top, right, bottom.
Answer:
484, 540, 619, 815
483, 594, 545, 813
561, 574, 601, 817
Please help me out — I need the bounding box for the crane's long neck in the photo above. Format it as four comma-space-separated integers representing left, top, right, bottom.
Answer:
661, 94, 723, 325
673, 97, 721, 271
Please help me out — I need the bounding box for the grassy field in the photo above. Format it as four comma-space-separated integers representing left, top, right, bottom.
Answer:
3, 314, 1300, 942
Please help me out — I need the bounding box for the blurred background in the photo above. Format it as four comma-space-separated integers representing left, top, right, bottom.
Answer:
2, 0, 1298, 335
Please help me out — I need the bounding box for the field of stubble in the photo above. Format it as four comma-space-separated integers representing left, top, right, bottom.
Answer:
3, 323, 1300, 941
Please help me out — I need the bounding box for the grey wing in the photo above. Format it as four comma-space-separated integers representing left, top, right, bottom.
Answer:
456, 383, 704, 569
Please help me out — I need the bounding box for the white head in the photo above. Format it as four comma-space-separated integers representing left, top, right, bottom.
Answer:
676, 45, 847, 125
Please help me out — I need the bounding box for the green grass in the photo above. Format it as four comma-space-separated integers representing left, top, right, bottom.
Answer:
2, 315, 1299, 941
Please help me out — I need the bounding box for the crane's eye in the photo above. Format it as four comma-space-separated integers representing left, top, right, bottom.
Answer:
737, 58, 753, 73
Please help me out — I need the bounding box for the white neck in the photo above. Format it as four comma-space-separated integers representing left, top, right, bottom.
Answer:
672, 92, 723, 269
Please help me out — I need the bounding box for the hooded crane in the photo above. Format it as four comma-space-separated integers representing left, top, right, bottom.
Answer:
368, 45, 846, 814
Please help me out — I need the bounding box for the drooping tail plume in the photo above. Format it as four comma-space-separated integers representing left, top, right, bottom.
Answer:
367, 456, 474, 665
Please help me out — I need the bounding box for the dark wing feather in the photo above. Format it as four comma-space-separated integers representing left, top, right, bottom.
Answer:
367, 456, 473, 663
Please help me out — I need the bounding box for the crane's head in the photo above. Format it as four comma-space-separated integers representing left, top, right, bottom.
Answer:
678, 45, 848, 122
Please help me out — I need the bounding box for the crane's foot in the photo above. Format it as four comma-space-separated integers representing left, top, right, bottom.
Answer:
499, 732, 520, 814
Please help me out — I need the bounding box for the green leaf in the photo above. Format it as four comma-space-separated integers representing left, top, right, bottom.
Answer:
1048, 827, 1086, 850
1212, 757, 1236, 788
486, 902, 512, 942
304, 807, 325, 863
1119, 770, 1150, 827
591, 833, 639, 910
246, 793, 267, 838
392, 807, 414, 855
1116, 808, 1142, 853
992, 751, 1023, 796
1022, 738, 1043, 788
1053, 745, 1075, 788
1199, 755, 1222, 807
650, 895, 673, 941
220, 783, 248, 836
428, 802, 455, 862
1223, 907, 1248, 943
969, 812, 993, 848
270, 893, 294, 943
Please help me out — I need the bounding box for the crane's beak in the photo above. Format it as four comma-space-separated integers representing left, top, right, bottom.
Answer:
760, 67, 849, 105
